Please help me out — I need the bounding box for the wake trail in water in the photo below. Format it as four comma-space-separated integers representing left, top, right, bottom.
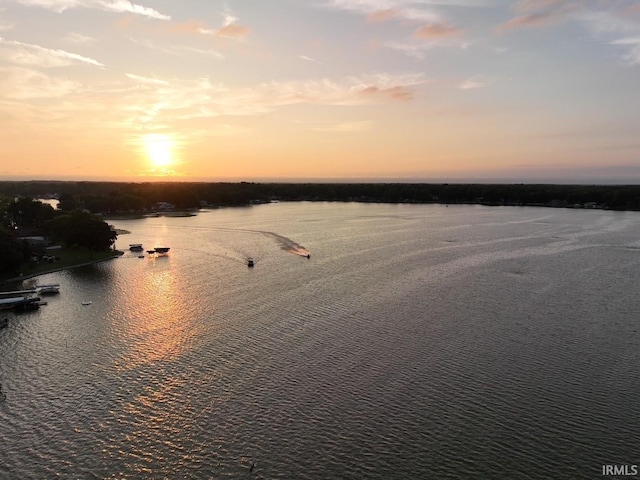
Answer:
257, 231, 310, 257
140, 223, 309, 257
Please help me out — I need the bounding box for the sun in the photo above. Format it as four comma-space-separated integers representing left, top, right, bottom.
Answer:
143, 134, 175, 170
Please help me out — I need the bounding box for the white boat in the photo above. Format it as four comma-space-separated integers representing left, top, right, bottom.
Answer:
0, 296, 42, 311
129, 244, 144, 251
35, 284, 60, 295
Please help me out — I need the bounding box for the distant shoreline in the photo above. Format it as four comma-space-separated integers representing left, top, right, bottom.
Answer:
3, 181, 640, 212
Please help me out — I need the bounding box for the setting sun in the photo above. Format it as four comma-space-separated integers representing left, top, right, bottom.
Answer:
144, 134, 175, 170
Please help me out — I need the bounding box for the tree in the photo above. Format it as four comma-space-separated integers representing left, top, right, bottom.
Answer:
0, 227, 30, 274
45, 210, 117, 250
6, 197, 55, 230
57, 193, 79, 212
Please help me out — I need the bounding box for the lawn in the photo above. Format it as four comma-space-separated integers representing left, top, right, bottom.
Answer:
1, 247, 123, 283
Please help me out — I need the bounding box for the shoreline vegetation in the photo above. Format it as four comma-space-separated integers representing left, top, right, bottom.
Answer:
2, 180, 640, 212
1, 248, 124, 284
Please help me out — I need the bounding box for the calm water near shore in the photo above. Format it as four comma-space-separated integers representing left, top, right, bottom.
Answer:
1, 202, 640, 479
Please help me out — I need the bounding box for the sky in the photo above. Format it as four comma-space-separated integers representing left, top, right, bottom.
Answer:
1, 0, 640, 183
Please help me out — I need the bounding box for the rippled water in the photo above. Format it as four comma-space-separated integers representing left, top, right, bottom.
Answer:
1, 202, 640, 479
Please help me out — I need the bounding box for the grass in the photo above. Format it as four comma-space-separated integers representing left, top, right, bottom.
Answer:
1, 247, 124, 283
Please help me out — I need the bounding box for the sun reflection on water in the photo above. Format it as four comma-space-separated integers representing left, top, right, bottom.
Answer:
112, 258, 196, 372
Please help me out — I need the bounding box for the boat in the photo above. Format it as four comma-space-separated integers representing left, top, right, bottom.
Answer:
0, 296, 43, 311
247, 257, 254, 267
154, 247, 170, 254
129, 244, 144, 251
35, 284, 60, 295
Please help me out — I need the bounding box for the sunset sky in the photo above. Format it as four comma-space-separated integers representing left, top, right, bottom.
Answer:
2, 0, 640, 183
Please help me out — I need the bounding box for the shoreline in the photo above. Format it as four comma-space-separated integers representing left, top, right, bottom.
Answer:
2, 251, 124, 284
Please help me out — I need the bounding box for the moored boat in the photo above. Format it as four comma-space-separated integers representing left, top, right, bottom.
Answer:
35, 284, 60, 295
247, 257, 254, 267
129, 244, 144, 252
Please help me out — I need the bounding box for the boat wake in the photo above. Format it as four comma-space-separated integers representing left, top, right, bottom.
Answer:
259, 231, 310, 257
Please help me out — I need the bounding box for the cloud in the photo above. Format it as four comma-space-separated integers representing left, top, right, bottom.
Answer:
358, 84, 414, 100
172, 14, 251, 39
300, 55, 322, 64
611, 36, 640, 65
579, 10, 640, 36
98, 0, 170, 20
0, 66, 81, 98
125, 73, 170, 86
458, 75, 493, 90
577, 10, 640, 65
130, 36, 225, 59
413, 23, 462, 38
12, 0, 82, 13
313, 120, 374, 132
215, 23, 251, 38
13, 0, 170, 19
170, 20, 211, 34
497, 1, 580, 32
385, 37, 470, 58
0, 36, 104, 67
366, 8, 400, 22
65, 32, 96, 43
112, 72, 427, 131
324, 0, 443, 23
0, 69, 427, 140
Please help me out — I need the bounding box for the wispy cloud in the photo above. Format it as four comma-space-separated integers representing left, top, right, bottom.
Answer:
577, 8, 640, 65
13, 0, 170, 20
313, 120, 374, 132
0, 66, 81, 98
324, 0, 443, 24
385, 37, 469, 58
413, 22, 462, 38
578, 10, 640, 36
366, 8, 400, 23
458, 75, 493, 90
0, 36, 104, 67
611, 36, 640, 65
130, 36, 225, 59
65, 32, 96, 43
105, 72, 428, 131
172, 14, 251, 39
99, 0, 170, 20
497, 0, 580, 32
300, 55, 322, 64
215, 14, 252, 38
125, 73, 170, 86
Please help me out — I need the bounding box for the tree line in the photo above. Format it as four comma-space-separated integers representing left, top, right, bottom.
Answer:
0, 197, 116, 275
1, 181, 640, 213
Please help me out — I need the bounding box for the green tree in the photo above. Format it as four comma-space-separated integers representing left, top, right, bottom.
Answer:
0, 227, 30, 274
6, 197, 55, 230
57, 193, 79, 212
45, 210, 117, 250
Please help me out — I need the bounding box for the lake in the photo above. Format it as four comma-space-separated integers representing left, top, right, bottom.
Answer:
1, 202, 639, 479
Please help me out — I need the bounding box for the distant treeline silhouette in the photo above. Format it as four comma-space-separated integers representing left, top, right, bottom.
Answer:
1, 181, 640, 212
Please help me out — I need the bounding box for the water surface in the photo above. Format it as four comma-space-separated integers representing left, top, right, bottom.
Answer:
1, 202, 639, 479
